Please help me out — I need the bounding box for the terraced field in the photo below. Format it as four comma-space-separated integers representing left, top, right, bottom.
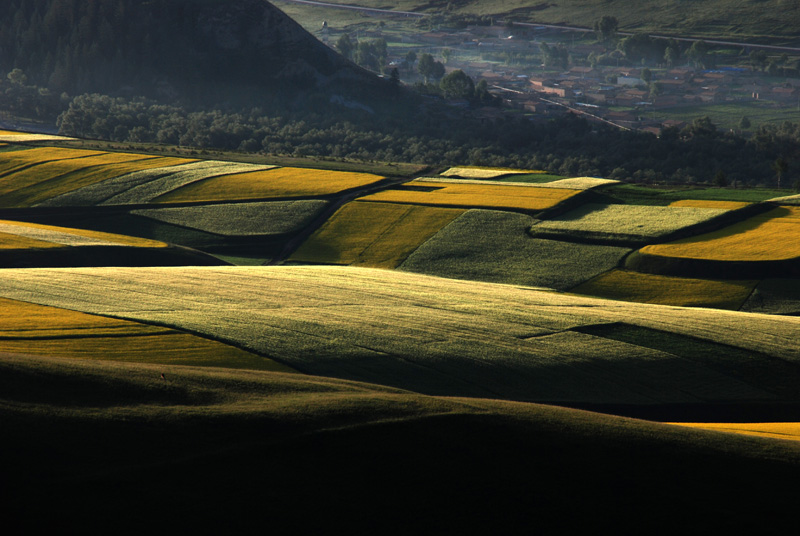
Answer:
2, 265, 799, 407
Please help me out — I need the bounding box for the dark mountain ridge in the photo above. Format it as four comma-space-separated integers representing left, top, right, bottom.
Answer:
0, 0, 387, 104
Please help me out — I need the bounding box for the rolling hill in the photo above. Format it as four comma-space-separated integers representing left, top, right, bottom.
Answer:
4, 353, 800, 534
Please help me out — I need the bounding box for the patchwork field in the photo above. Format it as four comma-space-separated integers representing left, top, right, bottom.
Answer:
359, 179, 582, 212
40, 160, 269, 207
0, 297, 288, 370
629, 206, 800, 278
2, 265, 799, 409
153, 166, 386, 203
419, 176, 618, 190
290, 201, 463, 268
571, 269, 758, 310
399, 209, 630, 289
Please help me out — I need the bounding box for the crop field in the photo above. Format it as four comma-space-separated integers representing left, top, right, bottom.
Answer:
602, 184, 790, 205
571, 270, 758, 309
0, 297, 290, 370
417, 176, 618, 190
531, 203, 732, 243
440, 166, 545, 179
770, 193, 800, 205
741, 279, 800, 315
290, 201, 464, 268
668, 199, 751, 210
359, 179, 581, 212
81, 161, 276, 206
1, 155, 196, 208
399, 210, 630, 289
638, 206, 800, 262
0, 146, 105, 176
0, 219, 167, 248
153, 167, 386, 204
132, 200, 330, 237
4, 265, 798, 406
668, 422, 800, 441
0, 132, 76, 142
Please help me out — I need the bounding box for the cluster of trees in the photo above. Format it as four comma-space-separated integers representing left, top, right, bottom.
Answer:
336, 35, 388, 73
54, 92, 798, 188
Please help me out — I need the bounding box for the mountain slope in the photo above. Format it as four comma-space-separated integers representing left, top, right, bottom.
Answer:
0, 0, 384, 102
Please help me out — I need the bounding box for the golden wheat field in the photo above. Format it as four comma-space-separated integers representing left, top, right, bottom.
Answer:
5, 156, 194, 207
0, 297, 293, 370
669, 422, 800, 442
668, 199, 751, 210
359, 180, 580, 212
639, 206, 800, 261
0, 219, 168, 248
290, 201, 464, 268
0, 146, 105, 176
440, 166, 545, 179
571, 269, 758, 309
153, 166, 385, 203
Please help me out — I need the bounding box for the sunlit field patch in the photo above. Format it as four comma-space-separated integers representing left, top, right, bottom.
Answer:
290, 201, 463, 268
0, 297, 292, 371
0, 146, 105, 176
90, 161, 275, 206
153, 167, 386, 203
418, 177, 617, 190
639, 206, 800, 262
0, 219, 167, 248
532, 203, 730, 242
133, 200, 330, 237
359, 179, 580, 212
400, 209, 630, 290
0, 131, 76, 142
440, 166, 545, 179
668, 422, 800, 442
571, 269, 757, 309
668, 199, 751, 210
3, 155, 193, 207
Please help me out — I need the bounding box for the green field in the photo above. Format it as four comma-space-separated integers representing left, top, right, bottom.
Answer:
601, 183, 793, 205
284, 0, 800, 44
655, 101, 800, 131
399, 209, 630, 289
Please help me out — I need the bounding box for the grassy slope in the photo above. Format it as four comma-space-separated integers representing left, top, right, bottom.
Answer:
306, 0, 800, 43
2, 265, 800, 415
4, 354, 800, 534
